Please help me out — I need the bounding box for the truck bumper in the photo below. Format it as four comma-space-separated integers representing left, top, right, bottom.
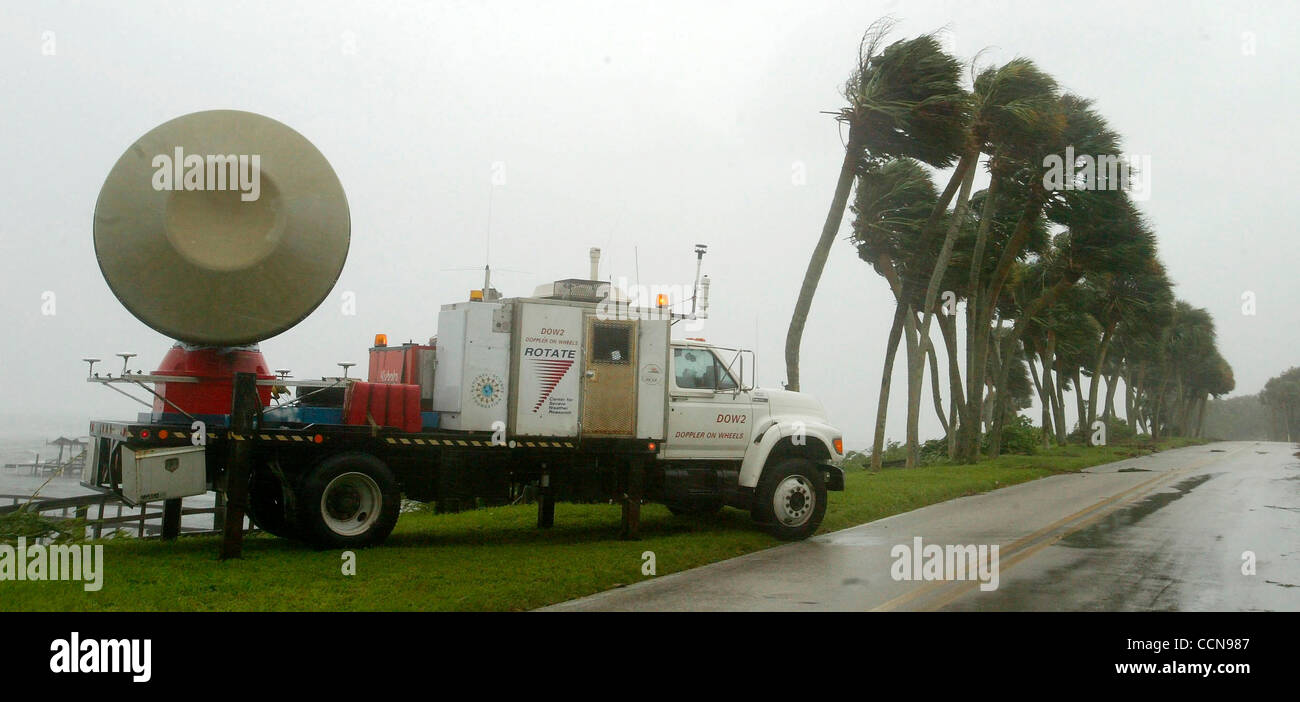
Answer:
821, 465, 845, 491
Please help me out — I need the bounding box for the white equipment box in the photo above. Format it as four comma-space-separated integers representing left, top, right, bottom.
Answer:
510, 302, 585, 437
433, 301, 512, 431
433, 296, 669, 440
119, 445, 207, 506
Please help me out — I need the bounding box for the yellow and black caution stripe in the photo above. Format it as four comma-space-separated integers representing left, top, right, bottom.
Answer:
225, 431, 324, 443
382, 437, 576, 449
515, 440, 575, 449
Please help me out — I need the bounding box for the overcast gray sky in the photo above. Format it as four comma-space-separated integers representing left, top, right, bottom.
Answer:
1, 0, 1296, 446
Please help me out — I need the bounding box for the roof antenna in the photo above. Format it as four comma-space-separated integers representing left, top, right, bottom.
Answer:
485, 186, 494, 294
691, 244, 708, 316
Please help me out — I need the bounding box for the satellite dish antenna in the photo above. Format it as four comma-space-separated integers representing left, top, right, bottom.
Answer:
93, 109, 350, 346
91, 110, 351, 415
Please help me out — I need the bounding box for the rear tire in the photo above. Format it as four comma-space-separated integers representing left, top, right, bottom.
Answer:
248, 469, 297, 540
752, 458, 826, 541
295, 452, 401, 549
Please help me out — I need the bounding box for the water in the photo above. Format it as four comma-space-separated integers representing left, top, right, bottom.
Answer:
1, 435, 227, 538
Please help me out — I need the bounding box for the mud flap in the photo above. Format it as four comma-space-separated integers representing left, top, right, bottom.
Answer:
821, 465, 845, 491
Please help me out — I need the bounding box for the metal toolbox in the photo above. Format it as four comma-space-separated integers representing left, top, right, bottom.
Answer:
120, 445, 207, 506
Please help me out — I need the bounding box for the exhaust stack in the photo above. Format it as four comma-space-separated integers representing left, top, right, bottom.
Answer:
589, 247, 601, 280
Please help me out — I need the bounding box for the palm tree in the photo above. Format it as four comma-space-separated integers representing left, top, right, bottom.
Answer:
1082, 245, 1170, 430
1128, 301, 1221, 438
1118, 307, 1173, 435
849, 158, 941, 468
1186, 350, 1234, 437
1261, 368, 1300, 441
907, 58, 1060, 463
784, 20, 966, 392
968, 95, 1133, 458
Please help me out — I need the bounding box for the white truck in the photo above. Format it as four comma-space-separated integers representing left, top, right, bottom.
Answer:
84, 257, 846, 547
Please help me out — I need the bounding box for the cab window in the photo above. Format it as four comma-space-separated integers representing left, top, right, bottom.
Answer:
673, 347, 738, 391
714, 356, 738, 390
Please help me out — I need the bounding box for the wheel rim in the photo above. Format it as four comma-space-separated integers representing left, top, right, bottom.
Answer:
320, 472, 382, 537
773, 474, 815, 528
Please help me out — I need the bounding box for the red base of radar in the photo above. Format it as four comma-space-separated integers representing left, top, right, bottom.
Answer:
151, 345, 274, 416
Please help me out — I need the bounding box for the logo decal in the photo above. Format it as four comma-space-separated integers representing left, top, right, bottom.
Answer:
640, 363, 662, 385
531, 359, 574, 412
470, 374, 504, 408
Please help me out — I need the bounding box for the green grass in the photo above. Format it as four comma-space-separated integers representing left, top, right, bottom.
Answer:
0, 437, 1205, 612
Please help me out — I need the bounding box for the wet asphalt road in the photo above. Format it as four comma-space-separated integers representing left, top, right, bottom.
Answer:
544, 441, 1300, 611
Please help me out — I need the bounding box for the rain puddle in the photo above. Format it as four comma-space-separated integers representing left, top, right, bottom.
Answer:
1062, 473, 1217, 549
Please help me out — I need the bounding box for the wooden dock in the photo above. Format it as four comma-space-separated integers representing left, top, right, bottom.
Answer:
0, 492, 252, 539
3, 440, 88, 478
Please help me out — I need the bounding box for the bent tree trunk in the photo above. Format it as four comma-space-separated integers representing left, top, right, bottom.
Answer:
870, 303, 907, 469
1042, 338, 1066, 444
1151, 387, 1166, 441
1073, 370, 1087, 439
1086, 324, 1115, 428
904, 159, 978, 465
1123, 370, 1136, 427
1027, 347, 1051, 449
987, 331, 1018, 459
927, 337, 948, 437
961, 184, 1048, 463
901, 305, 922, 468
785, 130, 863, 392
1053, 368, 1069, 442
1103, 369, 1120, 422
988, 279, 1076, 453
959, 167, 1002, 462
1195, 394, 1208, 438
938, 312, 964, 459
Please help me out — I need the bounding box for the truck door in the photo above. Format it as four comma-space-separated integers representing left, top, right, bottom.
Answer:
581, 318, 638, 436
663, 346, 753, 460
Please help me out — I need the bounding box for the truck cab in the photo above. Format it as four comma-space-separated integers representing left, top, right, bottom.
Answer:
661, 340, 845, 539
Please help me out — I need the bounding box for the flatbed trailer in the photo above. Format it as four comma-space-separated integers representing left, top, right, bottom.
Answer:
85, 340, 844, 550
85, 409, 668, 545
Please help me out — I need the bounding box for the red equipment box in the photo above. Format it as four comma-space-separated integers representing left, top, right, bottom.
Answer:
344, 382, 422, 433
367, 342, 435, 409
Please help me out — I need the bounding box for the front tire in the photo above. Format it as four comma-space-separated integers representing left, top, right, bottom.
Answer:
752, 458, 827, 541
295, 452, 401, 549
